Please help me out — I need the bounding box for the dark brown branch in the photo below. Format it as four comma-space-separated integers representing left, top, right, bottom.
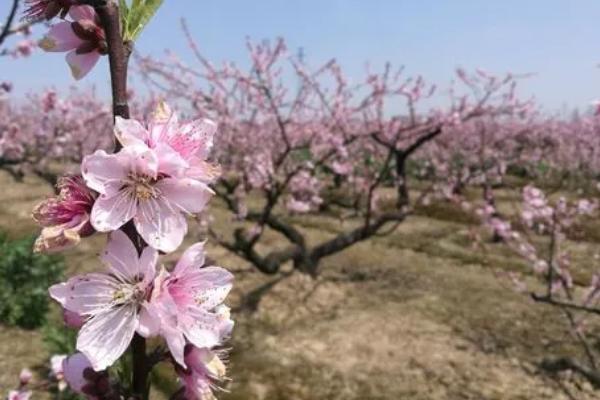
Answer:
236, 229, 300, 274
541, 357, 600, 388
531, 293, 600, 316
310, 210, 408, 268
0, 0, 19, 47
94, 2, 130, 121
246, 212, 306, 247
403, 126, 442, 158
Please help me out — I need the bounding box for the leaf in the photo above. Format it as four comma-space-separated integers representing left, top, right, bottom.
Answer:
124, 0, 164, 41
119, 0, 130, 37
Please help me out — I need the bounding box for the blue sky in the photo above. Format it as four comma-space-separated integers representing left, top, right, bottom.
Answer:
2, 0, 600, 111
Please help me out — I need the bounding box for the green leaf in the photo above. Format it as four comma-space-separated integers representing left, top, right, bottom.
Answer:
119, 0, 130, 37
124, 0, 164, 41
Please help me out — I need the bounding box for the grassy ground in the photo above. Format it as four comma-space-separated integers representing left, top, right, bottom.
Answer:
0, 170, 599, 399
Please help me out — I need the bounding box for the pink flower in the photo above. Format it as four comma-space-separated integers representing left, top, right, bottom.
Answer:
15, 40, 35, 58
176, 346, 227, 400
63, 353, 111, 399
82, 144, 212, 252
7, 391, 31, 400
32, 175, 95, 253
18, 369, 32, 386
50, 355, 67, 391
42, 90, 58, 113
62, 353, 91, 394
49, 230, 159, 370
143, 242, 233, 366
38, 6, 107, 80
23, 0, 76, 21
115, 102, 221, 183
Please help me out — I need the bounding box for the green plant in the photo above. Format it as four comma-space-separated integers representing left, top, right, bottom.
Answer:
0, 234, 65, 329
42, 317, 77, 354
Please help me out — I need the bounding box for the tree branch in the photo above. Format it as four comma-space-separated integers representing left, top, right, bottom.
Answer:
0, 0, 19, 48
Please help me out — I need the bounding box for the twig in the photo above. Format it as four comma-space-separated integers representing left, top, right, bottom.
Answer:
0, 0, 19, 47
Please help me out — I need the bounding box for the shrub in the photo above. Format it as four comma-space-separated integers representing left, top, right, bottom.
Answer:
42, 318, 77, 354
0, 234, 64, 329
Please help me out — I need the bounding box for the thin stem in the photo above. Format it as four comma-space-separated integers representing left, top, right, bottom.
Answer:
92, 1, 149, 398
94, 1, 130, 122
131, 334, 149, 399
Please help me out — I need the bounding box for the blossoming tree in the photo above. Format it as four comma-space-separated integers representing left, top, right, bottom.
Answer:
139, 27, 530, 276
476, 184, 600, 387
6, 1, 236, 399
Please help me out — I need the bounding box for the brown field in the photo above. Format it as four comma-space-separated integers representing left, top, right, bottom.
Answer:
1, 170, 599, 400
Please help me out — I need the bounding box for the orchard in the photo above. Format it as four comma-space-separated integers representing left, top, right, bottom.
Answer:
2, 1, 600, 399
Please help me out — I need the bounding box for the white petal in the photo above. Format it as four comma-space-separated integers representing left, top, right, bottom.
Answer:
60, 273, 119, 316
158, 177, 213, 214
180, 311, 222, 349
77, 305, 137, 371
81, 150, 128, 195
101, 230, 140, 281
91, 191, 137, 232
66, 50, 100, 81
155, 143, 188, 177
115, 117, 149, 148
137, 303, 160, 338
162, 323, 186, 367
134, 198, 187, 253
188, 267, 234, 310
173, 242, 206, 277
124, 144, 159, 179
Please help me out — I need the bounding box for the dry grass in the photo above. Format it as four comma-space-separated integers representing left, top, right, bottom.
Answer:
1, 170, 600, 399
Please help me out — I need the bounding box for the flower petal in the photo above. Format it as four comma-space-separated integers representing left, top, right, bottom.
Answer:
126, 144, 159, 179
82, 150, 128, 195
173, 242, 206, 276
101, 230, 140, 281
179, 118, 217, 159
57, 273, 119, 315
186, 157, 221, 183
91, 190, 137, 232
158, 177, 213, 214
139, 246, 158, 286
66, 50, 100, 80
63, 353, 94, 394
137, 303, 160, 338
180, 311, 222, 349
68, 5, 96, 21
163, 322, 186, 367
134, 198, 187, 253
33, 214, 89, 254
193, 268, 233, 308
115, 117, 149, 148
77, 304, 137, 371
155, 142, 188, 177
39, 22, 81, 52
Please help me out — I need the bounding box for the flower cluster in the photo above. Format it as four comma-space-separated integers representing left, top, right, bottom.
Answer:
6, 359, 70, 400
479, 185, 597, 293
7, 369, 32, 400
31, 102, 233, 399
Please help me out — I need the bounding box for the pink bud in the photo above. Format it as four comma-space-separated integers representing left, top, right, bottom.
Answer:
19, 369, 32, 386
